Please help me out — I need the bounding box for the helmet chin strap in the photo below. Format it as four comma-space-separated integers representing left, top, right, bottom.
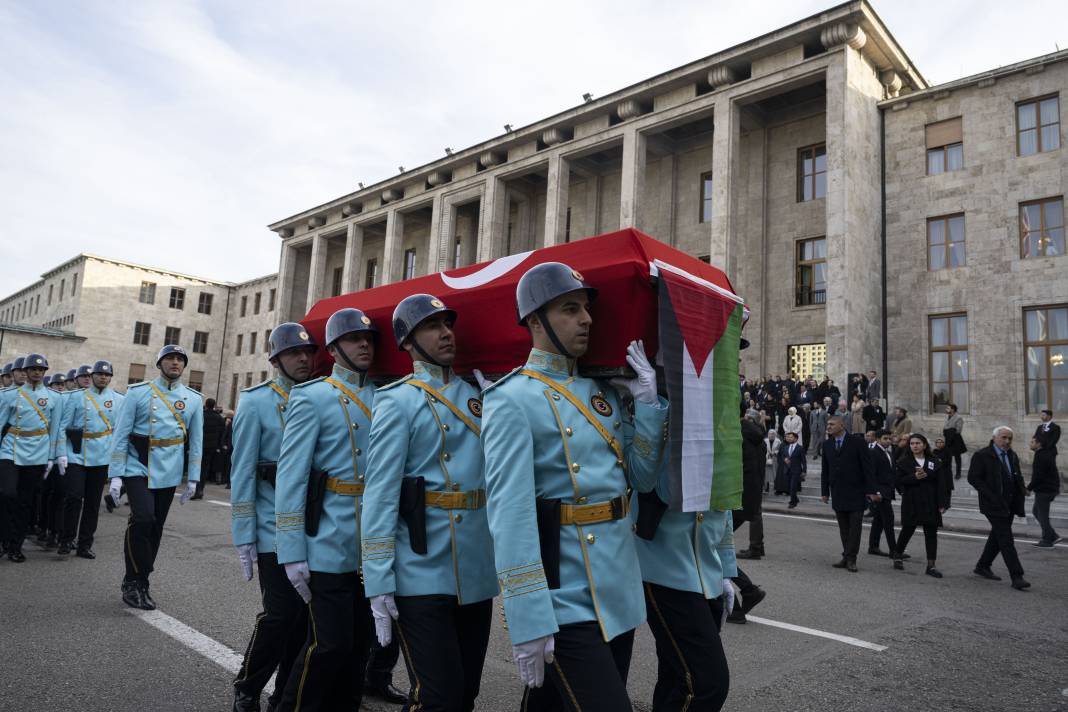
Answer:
333, 346, 369, 386
535, 307, 573, 359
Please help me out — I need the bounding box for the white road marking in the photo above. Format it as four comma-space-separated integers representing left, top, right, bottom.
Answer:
207, 499, 232, 507
744, 615, 888, 652
126, 608, 244, 674
763, 511, 1068, 549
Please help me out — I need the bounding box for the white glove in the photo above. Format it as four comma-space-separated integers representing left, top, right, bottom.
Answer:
721, 579, 736, 628
512, 635, 555, 688
285, 561, 312, 603
472, 369, 493, 391
370, 594, 400, 647
179, 480, 197, 505
44, 460, 54, 479
57, 456, 68, 476
237, 543, 257, 582
610, 340, 658, 405
109, 478, 122, 504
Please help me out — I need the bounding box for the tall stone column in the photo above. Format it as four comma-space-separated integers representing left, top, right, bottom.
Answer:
479, 176, 508, 262
341, 223, 364, 294
619, 128, 646, 230
305, 234, 327, 313
426, 192, 445, 273
543, 152, 571, 247
277, 241, 297, 321
709, 98, 740, 276
382, 209, 405, 284
585, 174, 602, 237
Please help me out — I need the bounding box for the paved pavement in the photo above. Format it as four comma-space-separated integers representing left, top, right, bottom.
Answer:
1, 483, 1066, 712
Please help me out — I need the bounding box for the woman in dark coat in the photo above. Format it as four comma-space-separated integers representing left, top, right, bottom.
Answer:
893, 433, 950, 577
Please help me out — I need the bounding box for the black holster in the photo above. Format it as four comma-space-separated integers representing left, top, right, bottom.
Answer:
129, 434, 150, 467
635, 489, 668, 541
305, 468, 328, 536
2, 424, 10, 440
399, 476, 428, 555
255, 462, 277, 487
534, 498, 562, 590
66, 428, 84, 455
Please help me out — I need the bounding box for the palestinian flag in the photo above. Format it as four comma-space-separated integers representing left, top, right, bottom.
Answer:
656, 260, 744, 512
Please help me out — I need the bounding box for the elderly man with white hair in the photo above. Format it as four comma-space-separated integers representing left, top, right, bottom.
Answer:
782, 406, 804, 448
967, 426, 1030, 590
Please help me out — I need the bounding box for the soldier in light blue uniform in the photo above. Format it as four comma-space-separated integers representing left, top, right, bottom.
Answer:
0, 354, 64, 562
109, 344, 204, 610
362, 294, 497, 712
1, 362, 12, 389
274, 307, 377, 712
482, 262, 669, 711
0, 356, 29, 556
230, 322, 318, 712
36, 367, 73, 548
56, 361, 123, 558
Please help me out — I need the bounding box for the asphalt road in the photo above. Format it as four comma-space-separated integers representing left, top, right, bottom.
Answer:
1, 483, 1066, 712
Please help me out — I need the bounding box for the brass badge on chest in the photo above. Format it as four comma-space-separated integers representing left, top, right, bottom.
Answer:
175, 400, 186, 410
468, 398, 482, 417
591, 394, 612, 417
37, 398, 48, 407
104, 400, 113, 408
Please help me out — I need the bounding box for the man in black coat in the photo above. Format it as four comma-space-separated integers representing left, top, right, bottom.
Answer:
776, 432, 806, 508
192, 398, 227, 500
1034, 409, 1060, 454
867, 430, 898, 557
736, 411, 768, 558
820, 416, 880, 571
968, 427, 1030, 590
1027, 434, 1061, 547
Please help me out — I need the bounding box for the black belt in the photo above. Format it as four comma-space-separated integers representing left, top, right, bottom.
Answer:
255, 462, 277, 487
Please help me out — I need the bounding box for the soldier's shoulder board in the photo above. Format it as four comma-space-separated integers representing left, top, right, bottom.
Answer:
292, 375, 326, 390
128, 382, 151, 391
481, 367, 523, 396
185, 385, 203, 396
241, 380, 272, 394
377, 374, 414, 392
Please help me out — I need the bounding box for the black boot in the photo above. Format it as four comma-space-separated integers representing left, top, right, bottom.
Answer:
232, 689, 261, 712
364, 681, 407, 704
141, 583, 157, 610
8, 548, 26, 563
57, 541, 72, 556
76, 548, 96, 559
121, 581, 144, 609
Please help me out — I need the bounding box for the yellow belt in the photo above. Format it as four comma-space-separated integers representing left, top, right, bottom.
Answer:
559, 495, 630, 525
84, 430, 112, 439
326, 476, 365, 496
150, 436, 186, 448
11, 428, 48, 437
425, 489, 486, 510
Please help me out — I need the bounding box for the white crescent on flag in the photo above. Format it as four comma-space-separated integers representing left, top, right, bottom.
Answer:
439, 251, 534, 290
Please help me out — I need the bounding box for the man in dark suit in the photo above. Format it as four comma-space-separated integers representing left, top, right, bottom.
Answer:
777, 432, 806, 509
821, 416, 880, 571
1034, 409, 1060, 454
867, 430, 898, 557
968, 427, 1030, 590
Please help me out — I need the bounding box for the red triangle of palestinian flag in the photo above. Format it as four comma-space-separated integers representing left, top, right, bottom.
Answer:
662, 270, 736, 378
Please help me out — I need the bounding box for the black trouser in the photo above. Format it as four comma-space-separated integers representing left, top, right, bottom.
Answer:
38, 467, 63, 535
522, 623, 636, 712
0, 459, 17, 549
60, 463, 108, 549
277, 570, 371, 712
835, 510, 863, 562
868, 499, 897, 553
4, 462, 44, 550
897, 522, 938, 560
952, 453, 962, 478
729, 515, 760, 597
788, 471, 803, 506
1032, 492, 1060, 543
122, 478, 176, 584
977, 515, 1024, 578
234, 553, 308, 708
365, 620, 401, 688
644, 583, 729, 711
394, 594, 492, 712
731, 505, 763, 553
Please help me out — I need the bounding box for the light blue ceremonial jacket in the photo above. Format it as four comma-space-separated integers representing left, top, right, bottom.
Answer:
633, 448, 736, 597
362, 361, 497, 604
275, 365, 374, 574
108, 377, 204, 489
482, 348, 669, 645
231, 376, 293, 553
58, 387, 125, 467
0, 382, 64, 466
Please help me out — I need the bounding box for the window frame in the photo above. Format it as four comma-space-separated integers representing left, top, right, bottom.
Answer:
254, 291, 262, 314
164, 325, 181, 346
796, 143, 827, 202
197, 292, 213, 315
403, 248, 417, 281
1023, 304, 1068, 414
139, 281, 156, 305
365, 259, 378, 290
240, 295, 248, 317
926, 142, 963, 175
268, 288, 276, 311
1016, 94, 1061, 156
133, 321, 151, 346
700, 170, 715, 222
331, 267, 343, 297
249, 331, 257, 354
235, 333, 243, 355
1019, 196, 1065, 259
795, 236, 827, 307
928, 313, 969, 413
926, 213, 966, 271
192, 330, 209, 354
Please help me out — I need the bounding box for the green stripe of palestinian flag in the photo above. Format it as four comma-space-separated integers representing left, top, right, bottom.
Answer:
709, 303, 743, 512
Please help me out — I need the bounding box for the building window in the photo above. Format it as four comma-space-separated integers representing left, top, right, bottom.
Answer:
192, 331, 209, 354
249, 332, 257, 354
71, 274, 78, 296
260, 370, 268, 382
128, 363, 146, 385
47, 284, 53, 306
139, 281, 156, 304
268, 288, 276, 311
787, 343, 827, 381
235, 333, 243, 355
264, 329, 271, 353
795, 237, 827, 306
34, 295, 40, 314
403, 249, 417, 281
169, 287, 185, 310
332, 267, 343, 297
929, 314, 969, 413
245, 371, 253, 388
188, 369, 204, 392
133, 321, 151, 345
197, 292, 213, 315
926, 117, 963, 175
1020, 197, 1064, 258
240, 295, 248, 317
1024, 305, 1068, 413
254, 291, 262, 314
927, 214, 966, 270
454, 238, 463, 269
59, 279, 65, 301
365, 259, 378, 290
700, 171, 714, 222
164, 326, 181, 345
797, 143, 827, 202
230, 373, 239, 410
1017, 95, 1060, 156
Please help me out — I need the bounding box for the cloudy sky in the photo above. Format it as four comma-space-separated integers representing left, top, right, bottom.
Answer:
1, 0, 1064, 291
